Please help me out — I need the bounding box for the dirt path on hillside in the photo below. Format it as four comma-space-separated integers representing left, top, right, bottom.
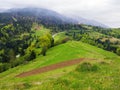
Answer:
16, 58, 85, 78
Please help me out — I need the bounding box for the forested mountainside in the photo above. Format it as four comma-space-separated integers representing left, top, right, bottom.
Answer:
0, 8, 120, 73
0, 7, 120, 90
0, 8, 77, 27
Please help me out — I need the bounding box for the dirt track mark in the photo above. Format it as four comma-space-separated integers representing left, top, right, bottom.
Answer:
16, 58, 85, 78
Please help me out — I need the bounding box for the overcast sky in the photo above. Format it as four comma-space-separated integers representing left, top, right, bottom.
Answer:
0, 0, 120, 28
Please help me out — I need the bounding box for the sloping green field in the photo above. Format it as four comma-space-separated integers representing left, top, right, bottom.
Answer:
0, 41, 120, 90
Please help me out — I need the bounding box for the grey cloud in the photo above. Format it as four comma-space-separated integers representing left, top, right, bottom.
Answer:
0, 0, 120, 28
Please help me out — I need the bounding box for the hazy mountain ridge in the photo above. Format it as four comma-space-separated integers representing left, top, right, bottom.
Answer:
0, 7, 107, 27
65, 14, 108, 28
0, 8, 77, 25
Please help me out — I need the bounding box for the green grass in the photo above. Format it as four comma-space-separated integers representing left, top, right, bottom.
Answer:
34, 29, 49, 36
39, 59, 120, 90
54, 32, 70, 45
0, 41, 120, 90
32, 25, 50, 37
54, 32, 65, 41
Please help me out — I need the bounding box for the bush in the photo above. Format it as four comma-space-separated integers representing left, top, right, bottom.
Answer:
76, 62, 99, 72
14, 82, 31, 90
10, 57, 26, 68
0, 50, 37, 73
62, 37, 70, 43
54, 37, 71, 46
116, 48, 120, 55
54, 40, 61, 46
28, 50, 36, 60
41, 46, 47, 56
54, 78, 71, 86
23, 50, 36, 61
0, 63, 11, 73
23, 82, 31, 89
70, 81, 81, 89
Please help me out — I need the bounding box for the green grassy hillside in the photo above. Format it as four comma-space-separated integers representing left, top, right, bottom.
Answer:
0, 41, 120, 90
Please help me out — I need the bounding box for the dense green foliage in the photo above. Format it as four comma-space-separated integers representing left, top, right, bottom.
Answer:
0, 21, 33, 72
0, 22, 53, 72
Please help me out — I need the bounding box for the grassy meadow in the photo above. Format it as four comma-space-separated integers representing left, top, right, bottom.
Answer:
0, 40, 120, 90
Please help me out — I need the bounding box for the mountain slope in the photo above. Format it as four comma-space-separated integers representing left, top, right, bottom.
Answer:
65, 14, 108, 28
0, 7, 107, 27
0, 8, 77, 25
0, 41, 119, 89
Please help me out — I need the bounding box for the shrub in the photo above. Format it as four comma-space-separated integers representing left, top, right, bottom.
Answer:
29, 50, 36, 60
0, 63, 11, 73
54, 78, 71, 86
70, 81, 81, 89
54, 40, 61, 46
41, 46, 47, 56
24, 50, 36, 61
54, 37, 71, 46
116, 48, 120, 55
14, 82, 31, 90
62, 37, 70, 43
23, 82, 31, 89
10, 57, 26, 68
76, 62, 99, 72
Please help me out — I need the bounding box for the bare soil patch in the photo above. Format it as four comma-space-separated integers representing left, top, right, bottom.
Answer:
16, 58, 85, 78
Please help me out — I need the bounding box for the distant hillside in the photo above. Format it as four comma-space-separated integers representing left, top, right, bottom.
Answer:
0, 8, 77, 25
64, 14, 108, 28
0, 7, 107, 28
